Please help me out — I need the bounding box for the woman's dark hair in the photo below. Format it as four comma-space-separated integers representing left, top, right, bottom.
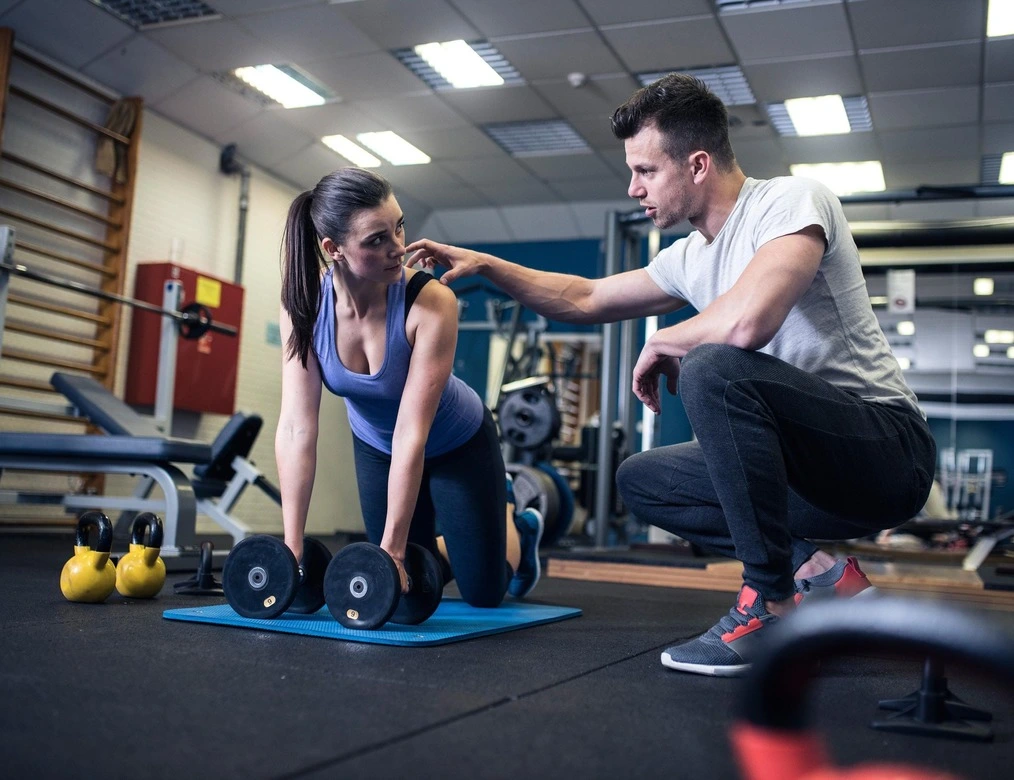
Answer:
611, 73, 736, 172
281, 167, 393, 367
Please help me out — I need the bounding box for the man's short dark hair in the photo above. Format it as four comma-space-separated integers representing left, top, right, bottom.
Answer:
611, 73, 737, 172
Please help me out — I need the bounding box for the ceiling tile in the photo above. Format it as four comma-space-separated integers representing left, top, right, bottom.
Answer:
82, 37, 198, 105
985, 38, 1014, 83
494, 30, 625, 81
144, 19, 285, 72
983, 122, 1014, 153
153, 76, 265, 142
235, 4, 378, 64
743, 54, 862, 102
395, 125, 505, 159
308, 52, 429, 101
379, 162, 467, 192
883, 159, 980, 189
722, 3, 853, 61
442, 157, 538, 185
568, 115, 623, 147
337, 0, 478, 49
450, 0, 589, 37
860, 42, 981, 92
519, 152, 615, 181
580, 0, 712, 26
530, 75, 639, 119
1, 0, 133, 70
778, 134, 884, 165
595, 147, 632, 179
847, 0, 985, 49
975, 198, 1014, 217
549, 177, 628, 201
204, 0, 317, 15
474, 178, 563, 207
843, 203, 890, 221
498, 203, 581, 238
868, 87, 979, 130
430, 208, 512, 242
888, 200, 978, 221
271, 142, 345, 190
407, 184, 495, 210
223, 111, 317, 168
275, 102, 386, 138
729, 138, 785, 173
439, 85, 557, 124
878, 125, 980, 162
602, 18, 733, 73
984, 84, 1014, 123
355, 93, 470, 132
727, 105, 776, 141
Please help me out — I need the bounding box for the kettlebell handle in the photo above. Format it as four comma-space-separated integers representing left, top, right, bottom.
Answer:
741, 598, 1014, 731
75, 511, 113, 553
129, 513, 164, 549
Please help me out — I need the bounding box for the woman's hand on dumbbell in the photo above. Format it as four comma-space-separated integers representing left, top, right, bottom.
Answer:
381, 541, 410, 594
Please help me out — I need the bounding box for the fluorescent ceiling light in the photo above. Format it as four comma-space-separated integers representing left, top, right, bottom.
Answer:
413, 40, 504, 88
984, 329, 1014, 344
789, 161, 886, 196
783, 94, 851, 136
91, 0, 218, 28
356, 132, 431, 166
1008, 346, 1014, 359
321, 135, 381, 168
897, 356, 911, 371
973, 344, 991, 358
1001, 152, 1014, 184
974, 278, 995, 296
987, 0, 1014, 36
484, 120, 590, 157
234, 65, 326, 108
896, 321, 915, 337
869, 296, 888, 306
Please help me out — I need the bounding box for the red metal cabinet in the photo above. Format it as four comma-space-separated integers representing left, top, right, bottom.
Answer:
124, 262, 244, 415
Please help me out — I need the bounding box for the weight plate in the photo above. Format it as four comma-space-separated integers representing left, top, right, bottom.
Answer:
222, 536, 298, 619
324, 543, 400, 630
499, 388, 559, 450
288, 537, 332, 614
509, 464, 560, 543
535, 461, 575, 546
391, 543, 443, 626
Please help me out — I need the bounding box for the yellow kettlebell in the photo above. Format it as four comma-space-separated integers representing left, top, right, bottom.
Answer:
115, 513, 166, 599
61, 511, 116, 603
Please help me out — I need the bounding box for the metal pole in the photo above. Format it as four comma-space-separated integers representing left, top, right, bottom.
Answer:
640, 228, 662, 454
618, 232, 641, 452
234, 167, 250, 285
595, 211, 623, 549
153, 280, 181, 434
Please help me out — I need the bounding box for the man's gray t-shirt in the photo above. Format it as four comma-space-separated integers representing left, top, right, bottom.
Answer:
645, 176, 920, 414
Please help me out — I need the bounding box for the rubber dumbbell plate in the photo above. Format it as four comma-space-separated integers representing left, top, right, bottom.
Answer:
324, 543, 400, 630
223, 536, 298, 619
288, 537, 332, 614
391, 543, 444, 626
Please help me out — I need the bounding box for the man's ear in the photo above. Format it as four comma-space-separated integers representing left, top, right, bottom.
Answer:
689, 151, 710, 183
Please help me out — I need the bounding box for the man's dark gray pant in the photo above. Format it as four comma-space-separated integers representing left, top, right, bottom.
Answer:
616, 344, 937, 601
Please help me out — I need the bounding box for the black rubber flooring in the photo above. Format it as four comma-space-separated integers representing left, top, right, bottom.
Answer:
3, 535, 1014, 779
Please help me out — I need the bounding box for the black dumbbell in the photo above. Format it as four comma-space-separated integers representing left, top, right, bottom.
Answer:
222, 535, 332, 619
324, 542, 443, 630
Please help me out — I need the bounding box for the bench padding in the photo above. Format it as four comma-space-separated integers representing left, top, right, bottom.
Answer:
0, 433, 211, 463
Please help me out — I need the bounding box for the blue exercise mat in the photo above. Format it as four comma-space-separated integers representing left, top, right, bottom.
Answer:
163, 599, 581, 647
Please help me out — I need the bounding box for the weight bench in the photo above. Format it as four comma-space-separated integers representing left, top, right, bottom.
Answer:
0, 372, 280, 558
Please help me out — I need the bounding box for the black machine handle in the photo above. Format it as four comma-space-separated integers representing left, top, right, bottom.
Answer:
741, 598, 1014, 731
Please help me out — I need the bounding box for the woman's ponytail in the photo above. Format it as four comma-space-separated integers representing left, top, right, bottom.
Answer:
281, 190, 323, 368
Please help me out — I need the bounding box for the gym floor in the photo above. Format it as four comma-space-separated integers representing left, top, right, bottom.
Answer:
3, 535, 1013, 779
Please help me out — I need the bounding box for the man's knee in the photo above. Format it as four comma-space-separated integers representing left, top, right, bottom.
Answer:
616, 450, 651, 506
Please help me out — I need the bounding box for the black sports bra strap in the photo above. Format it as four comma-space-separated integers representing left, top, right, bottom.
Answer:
404, 271, 434, 323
